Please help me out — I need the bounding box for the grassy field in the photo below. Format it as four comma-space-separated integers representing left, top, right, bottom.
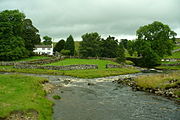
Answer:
0, 66, 140, 79
164, 51, 180, 59
0, 74, 53, 120
45, 58, 118, 69
15, 56, 50, 62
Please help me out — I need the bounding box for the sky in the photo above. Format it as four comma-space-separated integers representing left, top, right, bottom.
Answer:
0, 0, 180, 41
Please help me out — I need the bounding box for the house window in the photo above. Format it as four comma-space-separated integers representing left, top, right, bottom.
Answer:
48, 48, 51, 50
47, 52, 51, 55
42, 48, 45, 50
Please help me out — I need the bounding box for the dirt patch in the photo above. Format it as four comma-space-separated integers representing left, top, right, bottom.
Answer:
43, 83, 55, 93
0, 109, 38, 120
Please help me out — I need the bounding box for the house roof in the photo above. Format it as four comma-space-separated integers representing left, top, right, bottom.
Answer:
34, 45, 52, 48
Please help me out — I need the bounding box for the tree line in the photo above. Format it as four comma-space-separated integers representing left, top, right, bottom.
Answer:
53, 33, 125, 63
0, 10, 177, 67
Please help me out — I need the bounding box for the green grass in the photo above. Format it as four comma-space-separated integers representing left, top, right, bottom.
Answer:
0, 66, 140, 79
164, 51, 180, 59
161, 61, 180, 64
45, 58, 118, 69
156, 65, 180, 70
173, 45, 180, 50
134, 72, 180, 97
15, 56, 50, 62
0, 74, 53, 120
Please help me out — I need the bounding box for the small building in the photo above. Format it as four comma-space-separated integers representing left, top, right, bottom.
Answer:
33, 45, 53, 55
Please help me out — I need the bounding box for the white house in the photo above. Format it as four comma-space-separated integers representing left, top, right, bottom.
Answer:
33, 45, 53, 55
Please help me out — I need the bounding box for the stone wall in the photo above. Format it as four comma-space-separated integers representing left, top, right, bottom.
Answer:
161, 63, 180, 66
106, 64, 134, 69
106, 64, 124, 68
0, 57, 63, 66
14, 64, 98, 70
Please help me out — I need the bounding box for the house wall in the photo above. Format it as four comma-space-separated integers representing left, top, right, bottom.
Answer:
33, 48, 53, 55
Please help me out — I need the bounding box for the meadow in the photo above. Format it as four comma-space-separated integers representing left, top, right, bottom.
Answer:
0, 74, 53, 120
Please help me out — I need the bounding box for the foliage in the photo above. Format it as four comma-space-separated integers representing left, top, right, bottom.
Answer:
134, 21, 177, 67
120, 39, 128, 49
53, 39, 65, 52
65, 35, 75, 56
53, 95, 61, 100
79, 32, 101, 57
60, 49, 70, 56
43, 36, 52, 45
100, 36, 119, 58
0, 10, 29, 61
140, 46, 161, 67
0, 74, 53, 119
126, 40, 136, 56
21, 19, 41, 55
116, 43, 125, 63
136, 21, 176, 57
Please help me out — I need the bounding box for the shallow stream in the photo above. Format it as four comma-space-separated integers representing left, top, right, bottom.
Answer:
1, 72, 180, 120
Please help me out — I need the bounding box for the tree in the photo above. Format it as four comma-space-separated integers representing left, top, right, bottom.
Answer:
100, 36, 119, 58
134, 21, 177, 67
53, 39, 65, 52
0, 10, 29, 61
43, 36, 52, 45
136, 21, 176, 57
120, 39, 128, 49
65, 35, 75, 56
116, 43, 125, 63
79, 32, 101, 57
126, 40, 135, 56
21, 19, 41, 55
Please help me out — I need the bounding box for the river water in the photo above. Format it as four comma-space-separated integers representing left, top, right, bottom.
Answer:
1, 72, 180, 120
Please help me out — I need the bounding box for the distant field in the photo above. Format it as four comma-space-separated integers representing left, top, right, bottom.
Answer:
16, 56, 50, 62
0, 74, 53, 119
45, 58, 118, 69
164, 51, 180, 59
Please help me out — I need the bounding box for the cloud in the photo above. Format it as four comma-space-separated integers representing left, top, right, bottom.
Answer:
0, 0, 180, 41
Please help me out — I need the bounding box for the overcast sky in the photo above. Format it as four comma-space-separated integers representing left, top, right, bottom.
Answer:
0, 0, 180, 41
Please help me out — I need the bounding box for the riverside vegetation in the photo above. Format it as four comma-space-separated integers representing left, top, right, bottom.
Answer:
0, 74, 53, 120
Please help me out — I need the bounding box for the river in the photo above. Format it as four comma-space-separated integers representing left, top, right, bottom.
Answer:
2, 72, 180, 120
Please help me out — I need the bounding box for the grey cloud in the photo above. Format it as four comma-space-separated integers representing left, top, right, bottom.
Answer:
0, 0, 180, 41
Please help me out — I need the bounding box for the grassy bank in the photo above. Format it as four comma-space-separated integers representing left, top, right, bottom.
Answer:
134, 71, 180, 98
0, 66, 140, 78
0, 74, 53, 120
16, 56, 50, 62
156, 66, 180, 70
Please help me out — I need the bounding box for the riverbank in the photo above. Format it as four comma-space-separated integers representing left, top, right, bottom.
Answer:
115, 71, 180, 102
0, 74, 53, 120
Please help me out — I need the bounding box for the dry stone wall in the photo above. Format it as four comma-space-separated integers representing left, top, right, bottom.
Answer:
14, 64, 98, 70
